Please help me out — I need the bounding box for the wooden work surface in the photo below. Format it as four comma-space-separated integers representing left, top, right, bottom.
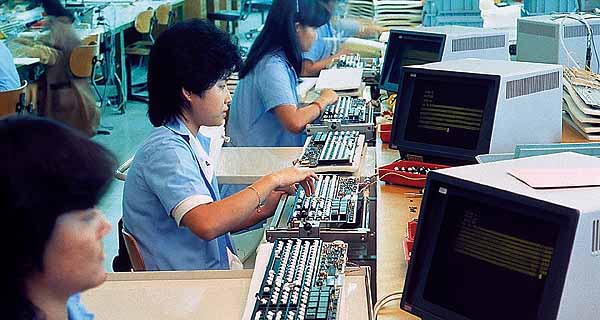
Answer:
81, 267, 372, 319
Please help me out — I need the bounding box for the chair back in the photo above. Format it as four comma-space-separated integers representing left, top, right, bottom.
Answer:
122, 229, 146, 271
70, 44, 99, 78
240, 0, 252, 20
155, 3, 173, 26
0, 80, 28, 117
134, 9, 155, 34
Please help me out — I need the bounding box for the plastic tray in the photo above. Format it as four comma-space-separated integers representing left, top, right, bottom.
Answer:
378, 160, 450, 188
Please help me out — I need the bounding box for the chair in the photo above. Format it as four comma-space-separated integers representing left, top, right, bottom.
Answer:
207, 0, 252, 41
122, 228, 146, 271
152, 3, 175, 39
0, 80, 31, 117
125, 9, 155, 103
70, 42, 111, 135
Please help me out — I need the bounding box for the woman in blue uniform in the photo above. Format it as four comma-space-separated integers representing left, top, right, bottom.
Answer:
301, 0, 387, 76
122, 20, 318, 271
226, 0, 339, 148
2, 116, 115, 319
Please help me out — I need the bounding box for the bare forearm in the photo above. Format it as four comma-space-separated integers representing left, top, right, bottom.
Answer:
182, 175, 279, 240
302, 58, 334, 77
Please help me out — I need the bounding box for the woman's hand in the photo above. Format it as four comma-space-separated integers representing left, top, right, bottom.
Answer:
316, 89, 339, 107
270, 167, 319, 196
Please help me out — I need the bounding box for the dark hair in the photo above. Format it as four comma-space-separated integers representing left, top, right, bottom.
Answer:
42, 0, 75, 22
147, 19, 242, 127
0, 116, 116, 319
239, 0, 330, 78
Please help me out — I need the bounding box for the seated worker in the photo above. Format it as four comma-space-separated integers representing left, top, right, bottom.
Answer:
226, 0, 339, 149
15, 0, 99, 136
0, 41, 21, 91
1, 116, 115, 320
122, 20, 319, 271
301, 0, 388, 76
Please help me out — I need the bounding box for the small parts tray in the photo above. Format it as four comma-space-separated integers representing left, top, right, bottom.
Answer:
378, 160, 449, 188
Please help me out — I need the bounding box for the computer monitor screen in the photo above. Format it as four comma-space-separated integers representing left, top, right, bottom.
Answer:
379, 31, 445, 92
390, 68, 500, 163
402, 178, 577, 320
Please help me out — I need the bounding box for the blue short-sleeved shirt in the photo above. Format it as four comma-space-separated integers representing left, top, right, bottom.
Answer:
303, 22, 335, 63
67, 293, 94, 320
303, 20, 361, 63
226, 49, 305, 147
0, 41, 20, 91
122, 118, 235, 270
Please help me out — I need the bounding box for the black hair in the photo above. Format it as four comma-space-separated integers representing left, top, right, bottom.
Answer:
239, 0, 330, 78
147, 19, 242, 127
42, 0, 75, 22
0, 116, 116, 319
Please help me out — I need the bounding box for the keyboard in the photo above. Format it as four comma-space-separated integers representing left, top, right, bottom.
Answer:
300, 131, 361, 167
321, 96, 369, 124
250, 239, 348, 320
334, 54, 364, 69
289, 174, 359, 226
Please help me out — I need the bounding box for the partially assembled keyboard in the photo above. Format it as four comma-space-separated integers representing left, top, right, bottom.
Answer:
250, 239, 348, 320
321, 96, 370, 124
300, 131, 361, 167
334, 54, 364, 69
289, 174, 360, 226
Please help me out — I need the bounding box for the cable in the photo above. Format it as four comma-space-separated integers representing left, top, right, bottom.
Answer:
373, 291, 403, 319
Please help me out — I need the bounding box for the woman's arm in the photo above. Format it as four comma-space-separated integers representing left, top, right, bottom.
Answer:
273, 89, 339, 133
181, 168, 317, 240
301, 48, 352, 77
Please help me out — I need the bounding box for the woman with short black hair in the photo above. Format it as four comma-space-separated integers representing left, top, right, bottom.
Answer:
2, 116, 115, 319
226, 0, 339, 148
123, 19, 318, 271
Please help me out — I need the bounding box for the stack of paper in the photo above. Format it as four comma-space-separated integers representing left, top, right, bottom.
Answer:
374, 0, 423, 28
562, 67, 600, 140
346, 0, 375, 19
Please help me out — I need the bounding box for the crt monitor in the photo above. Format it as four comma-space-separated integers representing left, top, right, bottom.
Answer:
402, 152, 600, 320
389, 67, 500, 164
379, 30, 445, 92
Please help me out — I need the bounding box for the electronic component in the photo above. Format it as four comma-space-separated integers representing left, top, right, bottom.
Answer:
289, 175, 360, 227
250, 239, 348, 320
306, 97, 374, 140
333, 54, 365, 69
299, 131, 362, 167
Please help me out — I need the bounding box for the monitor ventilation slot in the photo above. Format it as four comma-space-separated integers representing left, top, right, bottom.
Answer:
564, 24, 600, 38
593, 219, 600, 255
451, 35, 506, 52
506, 72, 560, 99
518, 22, 556, 38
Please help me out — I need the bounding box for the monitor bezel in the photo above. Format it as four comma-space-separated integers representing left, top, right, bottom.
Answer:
401, 172, 579, 320
389, 67, 501, 163
379, 30, 446, 92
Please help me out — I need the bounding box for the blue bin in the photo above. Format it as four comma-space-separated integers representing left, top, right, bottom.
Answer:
522, 0, 578, 15
422, 0, 483, 26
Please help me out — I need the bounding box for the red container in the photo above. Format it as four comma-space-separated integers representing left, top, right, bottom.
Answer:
403, 237, 414, 262
378, 160, 450, 188
379, 123, 392, 143
407, 219, 418, 240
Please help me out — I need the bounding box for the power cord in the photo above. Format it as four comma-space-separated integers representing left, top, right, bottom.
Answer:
373, 291, 403, 319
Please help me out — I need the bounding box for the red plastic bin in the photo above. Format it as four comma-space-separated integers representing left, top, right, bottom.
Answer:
379, 123, 392, 143
378, 160, 450, 188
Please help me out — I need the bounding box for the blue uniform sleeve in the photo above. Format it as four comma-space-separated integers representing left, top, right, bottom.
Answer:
141, 137, 214, 215
256, 57, 298, 112
303, 36, 327, 63
337, 19, 361, 37
67, 293, 94, 320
